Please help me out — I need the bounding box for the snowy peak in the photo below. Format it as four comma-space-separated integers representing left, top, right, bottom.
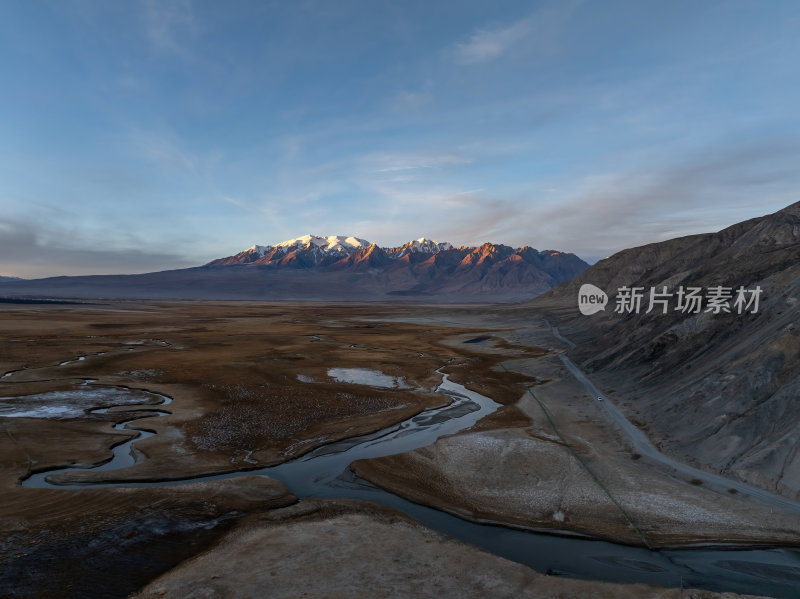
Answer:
246, 244, 272, 256
209, 235, 375, 267
212, 235, 455, 266
275, 235, 373, 254
408, 237, 452, 251
387, 238, 453, 258
205, 236, 587, 282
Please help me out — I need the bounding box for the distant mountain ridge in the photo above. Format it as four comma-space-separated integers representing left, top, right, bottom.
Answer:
386, 238, 454, 258
0, 235, 588, 302
207, 235, 456, 267
202, 234, 588, 299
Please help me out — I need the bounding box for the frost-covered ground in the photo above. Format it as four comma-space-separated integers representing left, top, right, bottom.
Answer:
0, 387, 159, 419
327, 367, 411, 389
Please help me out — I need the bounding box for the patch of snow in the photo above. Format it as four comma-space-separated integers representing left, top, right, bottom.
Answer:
59, 356, 87, 366
246, 244, 273, 256
327, 367, 412, 389
0, 387, 158, 419
275, 235, 372, 254
0, 405, 79, 418
389, 238, 453, 257
234, 235, 466, 261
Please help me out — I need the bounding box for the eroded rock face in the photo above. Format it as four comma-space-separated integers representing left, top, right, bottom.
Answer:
533, 201, 800, 500
131, 502, 769, 599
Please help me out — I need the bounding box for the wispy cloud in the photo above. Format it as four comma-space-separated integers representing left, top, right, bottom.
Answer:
369, 152, 470, 173
391, 88, 433, 111
0, 217, 196, 278
454, 18, 534, 65
133, 129, 201, 173
143, 0, 196, 56
345, 136, 800, 257
4, 0, 800, 276
219, 195, 281, 220
430, 138, 800, 258
130, 128, 226, 181
220, 196, 249, 210
453, 1, 580, 65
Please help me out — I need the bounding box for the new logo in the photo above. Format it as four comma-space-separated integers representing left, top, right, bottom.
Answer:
578, 284, 608, 315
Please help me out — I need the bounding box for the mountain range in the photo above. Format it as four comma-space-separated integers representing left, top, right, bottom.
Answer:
0, 236, 588, 302
208, 235, 457, 268
532, 201, 800, 500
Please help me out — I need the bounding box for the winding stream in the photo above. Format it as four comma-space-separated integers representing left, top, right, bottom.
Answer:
16, 374, 800, 598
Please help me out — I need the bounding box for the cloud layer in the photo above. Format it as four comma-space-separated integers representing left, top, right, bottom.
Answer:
1, 1, 799, 276
0, 218, 196, 278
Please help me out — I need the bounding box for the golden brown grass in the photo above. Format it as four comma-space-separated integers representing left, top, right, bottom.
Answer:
0, 301, 537, 524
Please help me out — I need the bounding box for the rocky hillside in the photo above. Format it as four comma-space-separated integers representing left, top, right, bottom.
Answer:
532, 201, 800, 499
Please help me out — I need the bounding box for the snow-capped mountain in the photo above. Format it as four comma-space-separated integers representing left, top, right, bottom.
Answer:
212, 235, 370, 267
0, 275, 22, 282
202, 234, 588, 301
276, 235, 371, 253
208, 235, 452, 267
0, 235, 588, 303
386, 238, 453, 258
237, 235, 372, 262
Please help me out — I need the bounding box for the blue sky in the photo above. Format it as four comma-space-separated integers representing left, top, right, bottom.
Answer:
2, 0, 800, 277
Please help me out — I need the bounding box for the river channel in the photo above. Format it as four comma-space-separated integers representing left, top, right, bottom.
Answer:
18, 374, 800, 598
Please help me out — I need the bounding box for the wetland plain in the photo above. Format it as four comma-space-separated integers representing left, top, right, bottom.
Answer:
0, 301, 796, 598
